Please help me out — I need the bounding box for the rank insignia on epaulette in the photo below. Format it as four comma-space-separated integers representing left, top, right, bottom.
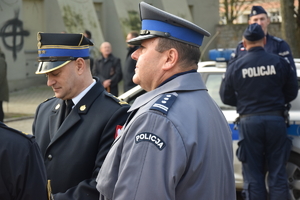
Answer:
150, 93, 177, 115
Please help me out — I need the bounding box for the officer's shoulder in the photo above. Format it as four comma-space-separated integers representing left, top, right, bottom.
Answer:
105, 92, 128, 106
270, 35, 283, 43
150, 93, 178, 115
1, 123, 34, 141
41, 96, 56, 104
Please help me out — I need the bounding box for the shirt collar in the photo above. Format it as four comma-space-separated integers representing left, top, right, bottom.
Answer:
71, 79, 96, 107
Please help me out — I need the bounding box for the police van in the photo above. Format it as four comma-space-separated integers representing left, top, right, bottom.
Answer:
118, 49, 300, 199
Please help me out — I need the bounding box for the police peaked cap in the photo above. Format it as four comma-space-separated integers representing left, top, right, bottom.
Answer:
243, 23, 265, 41
249, 6, 268, 17
127, 2, 210, 47
35, 32, 94, 74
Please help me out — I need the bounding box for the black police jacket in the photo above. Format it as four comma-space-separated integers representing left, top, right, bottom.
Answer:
0, 122, 48, 200
33, 78, 130, 200
220, 46, 298, 115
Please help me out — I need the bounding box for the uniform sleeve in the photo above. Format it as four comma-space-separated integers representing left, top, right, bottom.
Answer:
281, 58, 298, 103
219, 64, 237, 106
112, 112, 187, 200
278, 41, 296, 72
53, 105, 130, 200
15, 138, 48, 200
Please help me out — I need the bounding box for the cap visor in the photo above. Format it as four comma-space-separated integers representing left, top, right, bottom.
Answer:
35, 60, 71, 74
127, 35, 158, 46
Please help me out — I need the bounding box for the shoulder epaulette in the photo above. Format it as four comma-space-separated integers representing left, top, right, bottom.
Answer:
272, 36, 283, 42
105, 92, 128, 105
150, 93, 177, 115
1, 123, 34, 140
43, 96, 56, 103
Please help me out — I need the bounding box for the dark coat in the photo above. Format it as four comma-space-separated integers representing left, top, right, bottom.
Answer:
220, 46, 298, 114
33, 79, 130, 200
0, 122, 48, 200
123, 46, 138, 92
93, 54, 122, 96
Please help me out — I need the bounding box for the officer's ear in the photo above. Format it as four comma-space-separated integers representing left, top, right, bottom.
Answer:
162, 48, 178, 71
242, 39, 247, 49
75, 58, 85, 75
263, 36, 267, 45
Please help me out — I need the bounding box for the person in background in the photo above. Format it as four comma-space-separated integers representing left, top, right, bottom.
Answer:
232, 5, 296, 72
83, 30, 95, 70
123, 31, 139, 92
0, 47, 8, 122
0, 121, 49, 200
93, 42, 122, 96
220, 23, 298, 200
96, 2, 236, 200
33, 32, 130, 200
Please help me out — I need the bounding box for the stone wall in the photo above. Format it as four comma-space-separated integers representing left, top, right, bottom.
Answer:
214, 23, 282, 49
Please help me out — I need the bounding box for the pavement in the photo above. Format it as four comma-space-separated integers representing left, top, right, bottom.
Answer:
3, 85, 54, 134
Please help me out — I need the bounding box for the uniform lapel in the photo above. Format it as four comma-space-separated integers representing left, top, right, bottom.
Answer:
49, 107, 81, 146
48, 79, 104, 146
49, 100, 64, 140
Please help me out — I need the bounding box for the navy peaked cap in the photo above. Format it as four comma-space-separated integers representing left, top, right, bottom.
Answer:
127, 2, 210, 47
249, 6, 267, 17
243, 23, 265, 41
36, 32, 93, 74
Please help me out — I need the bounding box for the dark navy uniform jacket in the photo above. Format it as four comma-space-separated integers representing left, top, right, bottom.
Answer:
220, 46, 298, 115
0, 122, 48, 200
234, 34, 296, 71
33, 79, 130, 200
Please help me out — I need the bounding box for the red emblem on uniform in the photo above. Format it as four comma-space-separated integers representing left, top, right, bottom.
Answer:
115, 125, 123, 139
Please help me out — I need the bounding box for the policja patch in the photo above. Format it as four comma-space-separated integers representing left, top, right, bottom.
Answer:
135, 132, 166, 150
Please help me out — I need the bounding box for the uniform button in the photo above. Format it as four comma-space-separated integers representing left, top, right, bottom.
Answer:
48, 154, 53, 160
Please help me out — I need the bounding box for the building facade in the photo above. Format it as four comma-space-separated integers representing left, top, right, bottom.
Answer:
0, 0, 219, 91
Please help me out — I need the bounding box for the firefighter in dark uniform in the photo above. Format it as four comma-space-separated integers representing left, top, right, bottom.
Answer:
233, 6, 296, 72
33, 33, 130, 200
96, 2, 236, 200
0, 122, 49, 200
220, 23, 298, 200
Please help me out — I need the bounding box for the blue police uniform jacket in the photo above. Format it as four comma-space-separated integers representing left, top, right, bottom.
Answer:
33, 78, 130, 200
0, 122, 48, 200
220, 46, 298, 115
234, 34, 296, 71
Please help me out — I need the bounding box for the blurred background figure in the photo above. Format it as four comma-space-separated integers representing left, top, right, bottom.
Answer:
83, 30, 95, 70
93, 42, 122, 96
0, 47, 9, 122
123, 31, 139, 92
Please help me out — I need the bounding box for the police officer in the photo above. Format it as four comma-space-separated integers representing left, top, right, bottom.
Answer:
220, 23, 298, 200
96, 2, 236, 200
33, 32, 130, 199
233, 6, 296, 72
0, 122, 49, 200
